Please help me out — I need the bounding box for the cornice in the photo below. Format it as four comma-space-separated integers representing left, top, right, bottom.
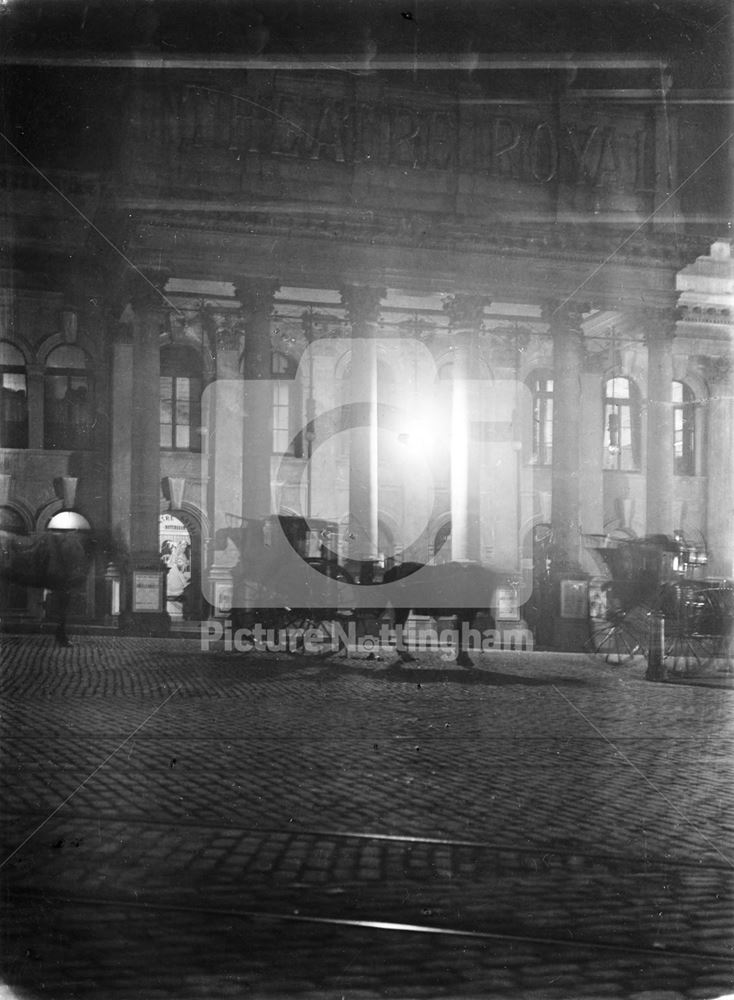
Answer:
127, 206, 702, 272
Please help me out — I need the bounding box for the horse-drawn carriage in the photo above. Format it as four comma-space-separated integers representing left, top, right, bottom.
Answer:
587, 533, 734, 673
219, 515, 504, 664
221, 514, 354, 644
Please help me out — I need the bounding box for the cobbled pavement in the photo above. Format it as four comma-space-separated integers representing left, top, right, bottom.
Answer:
0, 635, 733, 1000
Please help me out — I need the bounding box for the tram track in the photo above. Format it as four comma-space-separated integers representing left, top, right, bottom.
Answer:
3, 813, 732, 969
3, 810, 733, 872
5, 885, 733, 964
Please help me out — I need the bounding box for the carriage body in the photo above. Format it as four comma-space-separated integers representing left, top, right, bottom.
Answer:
588, 534, 734, 671
221, 515, 354, 639
220, 516, 505, 660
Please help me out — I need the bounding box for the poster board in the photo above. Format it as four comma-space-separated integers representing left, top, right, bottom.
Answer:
133, 571, 163, 612
560, 579, 589, 619
496, 585, 520, 621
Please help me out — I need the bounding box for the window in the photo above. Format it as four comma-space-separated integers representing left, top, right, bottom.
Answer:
433, 520, 452, 562
528, 371, 553, 466
0, 342, 28, 449
673, 380, 697, 476
160, 346, 202, 451
44, 345, 93, 450
603, 376, 641, 471
272, 351, 301, 456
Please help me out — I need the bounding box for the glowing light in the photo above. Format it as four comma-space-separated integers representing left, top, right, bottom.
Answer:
47, 511, 91, 531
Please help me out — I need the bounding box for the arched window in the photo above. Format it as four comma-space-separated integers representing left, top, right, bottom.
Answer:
0, 342, 28, 449
160, 345, 202, 451
433, 520, 452, 563
44, 345, 93, 450
527, 370, 553, 466
603, 376, 641, 471
673, 380, 698, 476
272, 351, 302, 456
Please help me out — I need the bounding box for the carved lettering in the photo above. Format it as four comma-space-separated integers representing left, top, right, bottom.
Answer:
353, 101, 385, 164
494, 117, 521, 175
529, 121, 558, 183
426, 111, 456, 170
271, 96, 308, 158
567, 125, 601, 184
596, 128, 619, 188
635, 125, 655, 192
170, 84, 651, 199
309, 102, 347, 162
390, 108, 422, 167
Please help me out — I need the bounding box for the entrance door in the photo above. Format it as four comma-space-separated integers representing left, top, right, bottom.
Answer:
159, 513, 192, 619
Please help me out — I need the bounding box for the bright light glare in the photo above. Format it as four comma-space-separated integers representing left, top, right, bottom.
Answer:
396, 419, 435, 454
395, 396, 448, 455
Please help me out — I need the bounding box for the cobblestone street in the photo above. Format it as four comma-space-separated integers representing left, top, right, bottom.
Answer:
1, 635, 733, 999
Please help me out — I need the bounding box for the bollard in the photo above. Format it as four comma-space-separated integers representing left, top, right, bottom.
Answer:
645, 612, 666, 681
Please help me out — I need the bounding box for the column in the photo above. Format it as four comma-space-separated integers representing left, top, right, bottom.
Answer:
549, 305, 585, 572
204, 315, 247, 614
705, 362, 734, 578
444, 294, 485, 562
118, 269, 169, 630
646, 313, 675, 535
236, 279, 279, 521
109, 322, 134, 556
341, 284, 384, 576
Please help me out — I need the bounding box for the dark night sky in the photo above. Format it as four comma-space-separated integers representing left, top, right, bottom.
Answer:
2, 0, 731, 88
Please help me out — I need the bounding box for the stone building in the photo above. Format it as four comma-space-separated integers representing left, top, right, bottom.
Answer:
0, 1, 731, 646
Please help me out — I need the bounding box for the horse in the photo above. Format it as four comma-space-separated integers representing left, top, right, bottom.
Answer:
0, 528, 95, 645
379, 560, 501, 666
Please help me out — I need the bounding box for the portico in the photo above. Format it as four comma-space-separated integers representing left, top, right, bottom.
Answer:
1, 9, 731, 646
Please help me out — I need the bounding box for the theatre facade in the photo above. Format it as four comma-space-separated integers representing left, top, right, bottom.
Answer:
1, 50, 732, 645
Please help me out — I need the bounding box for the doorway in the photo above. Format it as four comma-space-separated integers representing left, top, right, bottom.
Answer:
159, 512, 192, 619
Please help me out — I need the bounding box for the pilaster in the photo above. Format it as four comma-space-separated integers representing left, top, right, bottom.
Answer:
236, 278, 279, 521
443, 293, 487, 562
118, 268, 170, 631
25, 363, 44, 450
109, 321, 134, 556
546, 302, 588, 651
645, 310, 675, 535
548, 303, 586, 573
704, 358, 734, 578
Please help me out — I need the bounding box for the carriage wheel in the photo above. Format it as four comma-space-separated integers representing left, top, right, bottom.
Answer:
266, 560, 356, 657
588, 605, 650, 665
664, 624, 719, 675
662, 587, 733, 676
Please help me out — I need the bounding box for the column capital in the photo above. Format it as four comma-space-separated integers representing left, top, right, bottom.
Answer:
641, 307, 676, 343
543, 300, 587, 332
125, 268, 171, 314
340, 284, 385, 327
443, 293, 488, 332
235, 278, 280, 318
